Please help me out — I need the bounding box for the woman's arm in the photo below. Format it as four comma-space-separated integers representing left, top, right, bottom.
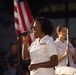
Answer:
28, 55, 58, 71
58, 47, 69, 63
58, 53, 67, 63
72, 47, 76, 64
22, 36, 30, 60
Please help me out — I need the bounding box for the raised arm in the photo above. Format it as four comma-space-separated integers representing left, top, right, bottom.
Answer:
22, 35, 30, 60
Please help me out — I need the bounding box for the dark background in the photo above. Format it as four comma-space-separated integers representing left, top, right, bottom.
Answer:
0, 0, 76, 57
28, 0, 76, 18
0, 0, 76, 74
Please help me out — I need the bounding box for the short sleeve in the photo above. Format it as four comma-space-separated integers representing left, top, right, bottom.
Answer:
46, 41, 58, 57
69, 43, 75, 55
28, 42, 34, 51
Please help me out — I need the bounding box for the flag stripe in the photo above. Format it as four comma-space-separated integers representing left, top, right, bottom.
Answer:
17, 1, 33, 43
24, 2, 33, 23
20, 2, 30, 30
14, 5, 17, 12
14, 17, 19, 25
14, 0, 35, 44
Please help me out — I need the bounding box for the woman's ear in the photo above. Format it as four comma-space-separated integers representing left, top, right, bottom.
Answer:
57, 31, 60, 35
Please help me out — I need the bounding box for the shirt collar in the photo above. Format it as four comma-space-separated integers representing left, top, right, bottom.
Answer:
56, 38, 66, 44
40, 35, 48, 43
38, 35, 53, 43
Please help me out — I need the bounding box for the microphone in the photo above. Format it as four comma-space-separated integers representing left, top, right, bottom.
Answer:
17, 30, 32, 36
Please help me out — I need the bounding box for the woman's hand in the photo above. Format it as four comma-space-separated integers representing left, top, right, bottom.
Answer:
58, 47, 69, 63
28, 64, 39, 71
64, 47, 69, 56
22, 35, 29, 42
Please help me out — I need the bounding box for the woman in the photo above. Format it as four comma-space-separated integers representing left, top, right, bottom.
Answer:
4, 41, 19, 75
54, 25, 76, 75
22, 17, 58, 75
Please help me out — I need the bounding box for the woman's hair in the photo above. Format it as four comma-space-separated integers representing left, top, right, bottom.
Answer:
10, 41, 18, 48
31, 17, 54, 36
56, 24, 67, 33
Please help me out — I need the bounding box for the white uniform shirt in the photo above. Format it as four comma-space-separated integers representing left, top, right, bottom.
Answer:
54, 38, 76, 68
54, 38, 76, 74
28, 35, 57, 75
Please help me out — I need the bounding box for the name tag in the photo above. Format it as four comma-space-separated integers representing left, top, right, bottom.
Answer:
40, 42, 46, 45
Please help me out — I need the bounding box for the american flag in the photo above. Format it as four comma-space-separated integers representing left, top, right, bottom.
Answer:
14, 0, 35, 44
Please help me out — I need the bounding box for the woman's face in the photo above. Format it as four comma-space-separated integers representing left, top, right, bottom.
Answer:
32, 21, 44, 37
58, 27, 68, 39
